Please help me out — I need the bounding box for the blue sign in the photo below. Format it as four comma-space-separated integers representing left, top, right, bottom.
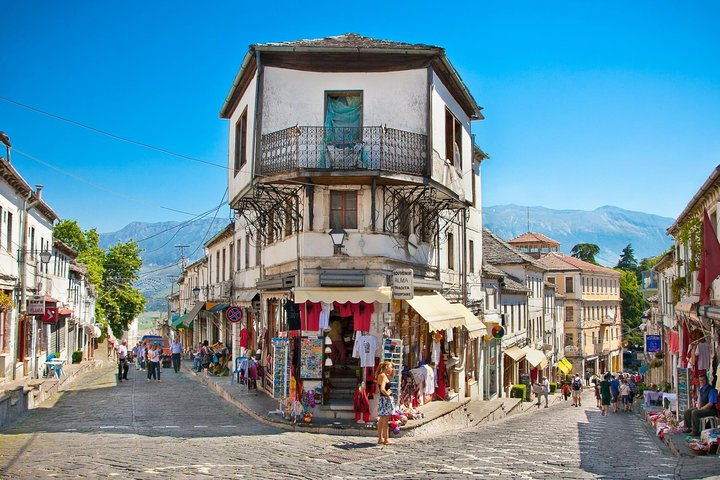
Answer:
645, 334, 662, 353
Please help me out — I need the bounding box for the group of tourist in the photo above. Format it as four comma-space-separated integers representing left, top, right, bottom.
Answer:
114, 338, 183, 384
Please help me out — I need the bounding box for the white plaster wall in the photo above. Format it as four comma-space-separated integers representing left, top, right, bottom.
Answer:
227, 75, 258, 206
261, 67, 427, 134
0, 179, 24, 282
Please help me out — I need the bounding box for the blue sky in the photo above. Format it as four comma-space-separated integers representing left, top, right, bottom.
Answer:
1, 1, 718, 233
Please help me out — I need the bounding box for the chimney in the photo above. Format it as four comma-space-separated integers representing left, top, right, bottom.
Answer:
35, 184, 43, 200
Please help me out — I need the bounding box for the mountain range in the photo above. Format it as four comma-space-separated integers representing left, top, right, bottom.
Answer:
99, 205, 675, 311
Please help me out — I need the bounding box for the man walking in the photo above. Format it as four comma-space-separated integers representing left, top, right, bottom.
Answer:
117, 340, 129, 382
571, 373, 583, 407
683, 375, 718, 436
171, 338, 183, 373
609, 374, 620, 413
542, 375, 550, 408
584, 369, 591, 387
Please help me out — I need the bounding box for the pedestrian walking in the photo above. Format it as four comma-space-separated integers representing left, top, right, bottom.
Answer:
171, 338, 182, 373
542, 376, 550, 408
116, 340, 129, 382
599, 373, 611, 416
683, 375, 718, 436
609, 374, 620, 413
571, 373, 583, 407
584, 370, 591, 387
593, 377, 601, 409
375, 360, 395, 445
147, 343, 161, 383
619, 378, 631, 412
561, 381, 571, 401
532, 381, 544, 407
201, 340, 212, 378
192, 342, 203, 372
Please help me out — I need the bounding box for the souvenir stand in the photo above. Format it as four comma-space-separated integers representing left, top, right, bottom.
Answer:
382, 338, 403, 404
299, 337, 324, 414
269, 337, 290, 415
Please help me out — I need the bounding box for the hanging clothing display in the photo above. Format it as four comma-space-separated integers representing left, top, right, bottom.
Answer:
239, 328, 250, 348
352, 301, 374, 331
352, 334, 379, 368
696, 341, 711, 371
668, 330, 679, 354
285, 301, 301, 331
319, 302, 333, 330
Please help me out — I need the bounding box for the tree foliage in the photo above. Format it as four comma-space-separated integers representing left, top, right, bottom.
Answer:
616, 244, 638, 271
618, 269, 646, 347
570, 243, 600, 264
54, 220, 145, 337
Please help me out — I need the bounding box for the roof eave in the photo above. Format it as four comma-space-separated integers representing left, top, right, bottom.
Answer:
667, 164, 720, 236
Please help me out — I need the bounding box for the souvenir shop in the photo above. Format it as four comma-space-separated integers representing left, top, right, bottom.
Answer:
256, 287, 485, 423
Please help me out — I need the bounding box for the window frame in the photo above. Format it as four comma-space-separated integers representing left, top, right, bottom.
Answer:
234, 108, 248, 176
329, 190, 358, 230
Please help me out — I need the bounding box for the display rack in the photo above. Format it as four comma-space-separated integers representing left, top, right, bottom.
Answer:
271, 337, 290, 399
382, 338, 403, 405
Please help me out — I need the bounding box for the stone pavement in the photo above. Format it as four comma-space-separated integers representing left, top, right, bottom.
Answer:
2, 363, 720, 478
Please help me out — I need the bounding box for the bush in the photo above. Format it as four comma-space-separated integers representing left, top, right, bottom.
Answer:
72, 350, 83, 364
549, 382, 558, 393
510, 384, 527, 401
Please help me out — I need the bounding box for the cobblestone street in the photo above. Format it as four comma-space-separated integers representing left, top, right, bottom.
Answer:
1, 365, 719, 479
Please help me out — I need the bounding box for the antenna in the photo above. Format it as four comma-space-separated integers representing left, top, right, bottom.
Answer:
175, 244, 190, 270
527, 207, 530, 232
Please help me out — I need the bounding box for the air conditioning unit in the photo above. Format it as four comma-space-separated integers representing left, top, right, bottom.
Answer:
222, 281, 232, 298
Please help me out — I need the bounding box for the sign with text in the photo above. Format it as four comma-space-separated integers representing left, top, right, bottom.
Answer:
392, 269, 414, 300
645, 334, 662, 353
677, 367, 690, 418
28, 296, 44, 315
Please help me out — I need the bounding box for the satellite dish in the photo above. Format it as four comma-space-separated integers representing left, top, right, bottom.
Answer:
407, 234, 418, 256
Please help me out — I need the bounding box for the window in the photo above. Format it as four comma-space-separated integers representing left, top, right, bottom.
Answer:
447, 232, 455, 270
565, 333, 573, 347
445, 108, 462, 168
547, 276, 555, 284
330, 191, 357, 229
565, 276, 574, 293
471, 166, 477, 207
245, 233, 250, 268
5, 212, 11, 252
215, 252, 220, 283
229, 243, 234, 277
592, 332, 596, 345
222, 248, 226, 281
236, 240, 242, 271
29, 227, 35, 259
565, 306, 574, 321
255, 232, 261, 267
468, 240, 475, 273
234, 108, 248, 176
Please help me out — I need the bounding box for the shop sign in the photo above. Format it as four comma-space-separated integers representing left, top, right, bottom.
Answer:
392, 269, 413, 300
28, 296, 44, 315
645, 334, 662, 353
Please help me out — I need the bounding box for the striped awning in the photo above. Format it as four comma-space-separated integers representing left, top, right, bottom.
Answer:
504, 345, 526, 362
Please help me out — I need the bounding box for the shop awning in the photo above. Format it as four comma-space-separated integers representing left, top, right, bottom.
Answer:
186, 301, 205, 324
676, 295, 699, 314
209, 303, 229, 312
449, 303, 487, 338
235, 289, 258, 306
522, 346, 548, 369
406, 292, 465, 331
58, 308, 73, 316
504, 345, 526, 362
172, 314, 189, 329
294, 287, 392, 304
557, 357, 572, 375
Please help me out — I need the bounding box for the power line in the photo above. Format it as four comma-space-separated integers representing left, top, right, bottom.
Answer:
0, 96, 227, 170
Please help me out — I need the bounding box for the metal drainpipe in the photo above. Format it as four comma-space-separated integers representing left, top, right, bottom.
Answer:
15, 192, 39, 379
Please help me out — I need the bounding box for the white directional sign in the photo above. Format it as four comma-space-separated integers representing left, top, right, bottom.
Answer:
392, 269, 414, 300
28, 296, 45, 315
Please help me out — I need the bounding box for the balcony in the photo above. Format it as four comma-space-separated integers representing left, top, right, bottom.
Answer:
259, 126, 427, 177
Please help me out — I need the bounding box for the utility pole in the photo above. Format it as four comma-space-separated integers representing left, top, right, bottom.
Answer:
175, 245, 189, 270
166, 275, 177, 338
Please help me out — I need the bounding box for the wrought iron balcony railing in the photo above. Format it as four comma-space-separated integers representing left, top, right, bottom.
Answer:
259, 126, 427, 177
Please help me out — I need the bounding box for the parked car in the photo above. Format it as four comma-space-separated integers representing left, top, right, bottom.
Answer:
141, 335, 172, 368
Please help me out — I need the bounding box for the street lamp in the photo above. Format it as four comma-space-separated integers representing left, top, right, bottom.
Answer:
328, 226, 347, 255
193, 286, 201, 300
26, 250, 53, 379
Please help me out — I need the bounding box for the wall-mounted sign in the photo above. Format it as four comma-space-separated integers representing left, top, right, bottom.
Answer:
645, 334, 662, 353
491, 325, 505, 339
29, 296, 44, 315
226, 306, 243, 323
392, 269, 414, 300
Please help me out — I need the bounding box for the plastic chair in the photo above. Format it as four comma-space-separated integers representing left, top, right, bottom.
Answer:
230, 356, 247, 385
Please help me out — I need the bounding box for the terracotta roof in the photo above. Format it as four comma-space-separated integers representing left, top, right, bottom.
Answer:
255, 33, 440, 51
482, 262, 506, 278
537, 252, 620, 276
482, 228, 546, 271
502, 275, 531, 293
508, 232, 560, 247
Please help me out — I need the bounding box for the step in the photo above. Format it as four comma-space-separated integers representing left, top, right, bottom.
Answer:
328, 378, 360, 389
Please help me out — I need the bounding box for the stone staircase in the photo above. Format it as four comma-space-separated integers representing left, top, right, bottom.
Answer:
463, 397, 523, 427
316, 366, 362, 420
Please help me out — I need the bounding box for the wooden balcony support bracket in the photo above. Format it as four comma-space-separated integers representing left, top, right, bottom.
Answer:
233, 183, 304, 246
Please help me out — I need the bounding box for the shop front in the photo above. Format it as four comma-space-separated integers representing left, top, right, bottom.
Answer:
503, 345, 526, 395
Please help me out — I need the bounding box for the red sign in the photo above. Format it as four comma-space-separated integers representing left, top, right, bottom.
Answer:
42, 306, 59, 323
226, 306, 243, 323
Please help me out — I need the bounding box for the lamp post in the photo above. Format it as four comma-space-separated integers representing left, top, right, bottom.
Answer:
26, 250, 53, 379
328, 226, 347, 255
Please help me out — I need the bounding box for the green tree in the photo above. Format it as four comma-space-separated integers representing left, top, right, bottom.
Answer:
570, 243, 600, 264
618, 269, 646, 347
54, 220, 145, 338
101, 241, 145, 337
616, 244, 638, 271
